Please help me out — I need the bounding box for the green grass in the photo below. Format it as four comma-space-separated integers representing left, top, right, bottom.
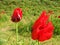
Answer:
0, 0, 60, 45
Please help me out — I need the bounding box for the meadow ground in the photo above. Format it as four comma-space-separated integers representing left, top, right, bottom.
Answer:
0, 0, 60, 45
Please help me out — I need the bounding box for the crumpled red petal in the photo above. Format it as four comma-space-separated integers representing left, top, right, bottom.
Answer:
38, 22, 54, 42
31, 28, 40, 40
32, 11, 49, 30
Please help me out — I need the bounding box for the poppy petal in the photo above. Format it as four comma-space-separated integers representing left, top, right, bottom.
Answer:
31, 28, 40, 40
38, 22, 54, 42
32, 11, 49, 30
38, 32, 53, 42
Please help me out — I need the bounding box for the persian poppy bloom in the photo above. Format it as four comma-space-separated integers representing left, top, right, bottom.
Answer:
31, 11, 54, 42
11, 8, 22, 22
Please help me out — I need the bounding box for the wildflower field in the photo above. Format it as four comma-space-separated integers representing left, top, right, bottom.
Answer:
0, 0, 60, 45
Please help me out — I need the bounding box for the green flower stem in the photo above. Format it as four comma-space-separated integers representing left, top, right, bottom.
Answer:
16, 23, 18, 45
36, 40, 39, 45
38, 41, 39, 45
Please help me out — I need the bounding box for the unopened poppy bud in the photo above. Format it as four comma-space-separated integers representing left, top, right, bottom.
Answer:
11, 8, 22, 22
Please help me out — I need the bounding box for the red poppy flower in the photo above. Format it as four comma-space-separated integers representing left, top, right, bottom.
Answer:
31, 11, 54, 42
11, 8, 22, 22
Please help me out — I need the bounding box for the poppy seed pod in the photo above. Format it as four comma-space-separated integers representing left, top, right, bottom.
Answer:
11, 8, 22, 22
